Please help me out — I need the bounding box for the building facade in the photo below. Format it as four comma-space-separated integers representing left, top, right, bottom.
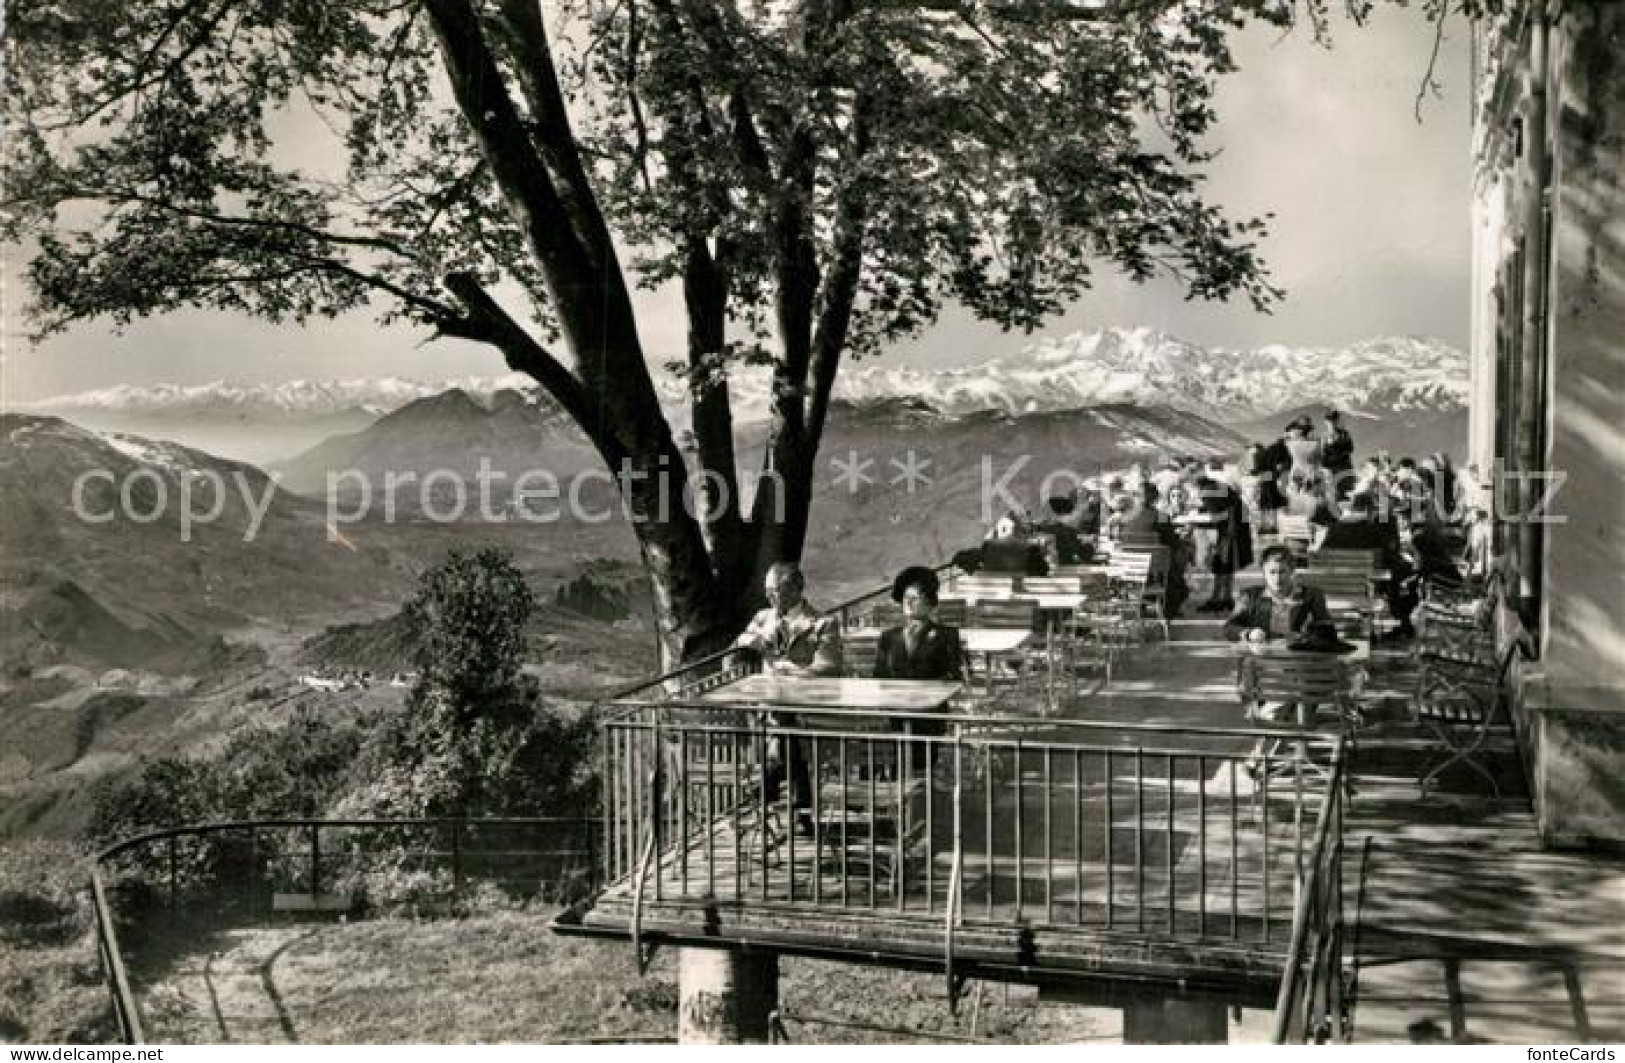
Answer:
1468, 0, 1625, 846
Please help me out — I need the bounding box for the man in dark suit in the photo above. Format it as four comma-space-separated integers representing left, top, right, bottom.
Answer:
1225, 545, 1334, 725
1322, 410, 1355, 500
978, 513, 1049, 576
1321, 492, 1419, 637
1223, 545, 1333, 645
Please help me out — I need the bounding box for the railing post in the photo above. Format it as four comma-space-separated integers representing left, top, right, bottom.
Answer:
588, 816, 600, 894
451, 819, 464, 910
309, 823, 321, 896
249, 826, 260, 906
167, 836, 179, 908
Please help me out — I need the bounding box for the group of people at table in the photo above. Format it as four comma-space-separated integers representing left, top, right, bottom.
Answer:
727, 544, 1354, 826
959, 408, 1476, 641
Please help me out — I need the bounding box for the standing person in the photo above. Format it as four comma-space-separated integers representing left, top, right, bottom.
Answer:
1322, 410, 1355, 501
734, 562, 844, 831
1284, 467, 1339, 549
1391, 458, 1430, 522
1352, 457, 1390, 517
1260, 436, 1293, 533
1195, 460, 1248, 611
1432, 452, 1460, 524
1244, 442, 1286, 535
1076, 480, 1105, 538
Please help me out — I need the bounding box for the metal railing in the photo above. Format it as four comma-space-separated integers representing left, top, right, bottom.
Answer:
89, 816, 598, 1044
602, 701, 1339, 951
1270, 745, 1349, 1043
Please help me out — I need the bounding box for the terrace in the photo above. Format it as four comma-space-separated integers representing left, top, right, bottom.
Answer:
555, 561, 1625, 1043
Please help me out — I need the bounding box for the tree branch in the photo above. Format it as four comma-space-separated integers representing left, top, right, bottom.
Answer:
490, 0, 619, 269
441, 272, 623, 465
807, 85, 875, 453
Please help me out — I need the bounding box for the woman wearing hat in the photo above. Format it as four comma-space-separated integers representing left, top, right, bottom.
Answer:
874, 567, 964, 684
875, 566, 963, 764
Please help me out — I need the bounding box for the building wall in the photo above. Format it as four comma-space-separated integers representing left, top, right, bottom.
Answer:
1471, 0, 1625, 847
1542, 3, 1625, 691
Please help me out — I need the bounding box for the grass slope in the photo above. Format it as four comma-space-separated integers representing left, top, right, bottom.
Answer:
131, 911, 1116, 1044
0, 842, 111, 1043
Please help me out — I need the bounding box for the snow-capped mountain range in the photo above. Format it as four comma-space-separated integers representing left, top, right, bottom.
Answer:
22, 376, 524, 421
21, 328, 1467, 426
833, 329, 1466, 422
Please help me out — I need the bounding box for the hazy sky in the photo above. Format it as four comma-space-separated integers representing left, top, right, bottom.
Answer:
2, 5, 1471, 403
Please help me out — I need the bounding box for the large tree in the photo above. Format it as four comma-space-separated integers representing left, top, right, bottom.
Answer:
5, 0, 1299, 665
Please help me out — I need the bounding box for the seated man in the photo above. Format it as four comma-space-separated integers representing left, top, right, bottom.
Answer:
735, 561, 844, 677
1035, 494, 1092, 565
978, 513, 1050, 577
734, 562, 843, 828
1320, 491, 1418, 637
1224, 546, 1333, 723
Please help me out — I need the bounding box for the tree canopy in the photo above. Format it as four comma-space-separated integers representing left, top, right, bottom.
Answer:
3, 0, 1439, 661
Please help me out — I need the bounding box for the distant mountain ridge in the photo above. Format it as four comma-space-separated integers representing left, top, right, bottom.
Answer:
830, 329, 1466, 422
24, 328, 1466, 427
24, 375, 531, 421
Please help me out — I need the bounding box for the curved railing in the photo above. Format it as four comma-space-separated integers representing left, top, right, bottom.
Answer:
89, 816, 598, 1044
1269, 742, 1349, 1043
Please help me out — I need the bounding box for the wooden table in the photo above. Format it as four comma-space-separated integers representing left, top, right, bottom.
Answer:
843, 626, 1034, 702
698, 675, 962, 715
1235, 637, 1371, 664
944, 593, 1096, 708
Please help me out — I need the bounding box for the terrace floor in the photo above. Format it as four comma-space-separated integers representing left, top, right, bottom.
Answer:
567, 582, 1625, 1042
1082, 608, 1625, 1043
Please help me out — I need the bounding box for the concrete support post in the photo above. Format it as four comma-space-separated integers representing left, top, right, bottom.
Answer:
1122, 997, 1229, 1044
677, 947, 779, 1044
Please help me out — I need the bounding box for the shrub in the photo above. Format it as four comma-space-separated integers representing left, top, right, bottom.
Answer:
216, 706, 364, 819
86, 709, 366, 892
88, 758, 224, 850
341, 549, 594, 822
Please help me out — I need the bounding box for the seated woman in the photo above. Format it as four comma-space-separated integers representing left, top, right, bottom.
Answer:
875, 566, 964, 683
875, 566, 963, 762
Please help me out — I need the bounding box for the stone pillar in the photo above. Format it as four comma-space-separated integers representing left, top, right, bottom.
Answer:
677, 947, 779, 1044
1122, 997, 1229, 1044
